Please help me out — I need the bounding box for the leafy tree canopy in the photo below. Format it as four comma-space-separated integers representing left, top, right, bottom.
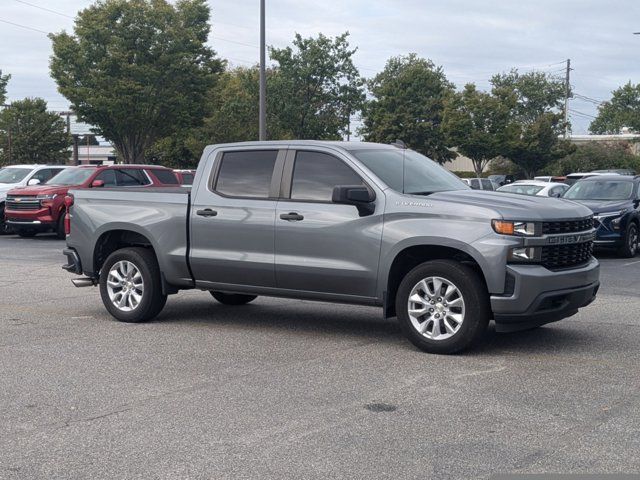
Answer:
547, 142, 640, 176
360, 54, 455, 163
491, 70, 569, 177
0, 98, 70, 164
590, 82, 640, 134
49, 0, 223, 163
268, 32, 365, 140
0, 70, 10, 105
442, 84, 516, 175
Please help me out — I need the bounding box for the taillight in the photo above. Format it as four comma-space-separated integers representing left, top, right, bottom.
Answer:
64, 195, 74, 235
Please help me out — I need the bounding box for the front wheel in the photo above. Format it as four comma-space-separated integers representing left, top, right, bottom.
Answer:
618, 222, 638, 258
395, 260, 490, 354
0, 205, 12, 235
99, 247, 167, 322
210, 291, 257, 305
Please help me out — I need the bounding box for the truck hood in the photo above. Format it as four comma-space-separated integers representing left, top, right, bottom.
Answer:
568, 199, 631, 215
5, 185, 69, 196
424, 190, 593, 221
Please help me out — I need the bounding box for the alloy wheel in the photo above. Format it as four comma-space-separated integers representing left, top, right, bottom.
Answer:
106, 260, 144, 312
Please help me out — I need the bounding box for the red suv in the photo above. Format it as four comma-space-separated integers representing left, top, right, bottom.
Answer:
5, 164, 179, 238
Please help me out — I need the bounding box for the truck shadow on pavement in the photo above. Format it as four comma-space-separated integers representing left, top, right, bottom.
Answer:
155, 298, 595, 355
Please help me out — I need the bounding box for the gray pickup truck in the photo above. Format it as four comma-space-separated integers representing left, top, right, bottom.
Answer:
62, 141, 600, 353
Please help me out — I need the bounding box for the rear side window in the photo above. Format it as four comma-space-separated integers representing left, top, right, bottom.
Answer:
151, 169, 179, 185
32, 168, 64, 183
481, 179, 493, 190
290, 151, 364, 202
115, 169, 150, 186
470, 179, 480, 189
214, 150, 277, 198
95, 169, 117, 186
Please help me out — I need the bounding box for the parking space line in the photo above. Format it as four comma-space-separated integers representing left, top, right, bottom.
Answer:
623, 260, 640, 267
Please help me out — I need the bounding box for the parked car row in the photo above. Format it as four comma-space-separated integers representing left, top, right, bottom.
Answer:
0, 164, 195, 238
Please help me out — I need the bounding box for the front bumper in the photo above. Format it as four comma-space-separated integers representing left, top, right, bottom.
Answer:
6, 208, 56, 229
491, 257, 600, 332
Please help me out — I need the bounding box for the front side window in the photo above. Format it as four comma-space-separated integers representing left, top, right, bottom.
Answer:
95, 169, 117, 187
564, 180, 634, 201
350, 148, 467, 195
115, 169, 150, 187
214, 150, 277, 198
498, 184, 545, 196
181, 173, 194, 185
290, 151, 364, 202
32, 168, 64, 183
470, 179, 480, 189
481, 179, 494, 190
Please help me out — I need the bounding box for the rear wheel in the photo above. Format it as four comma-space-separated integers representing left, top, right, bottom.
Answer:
395, 260, 490, 354
618, 222, 638, 258
99, 247, 167, 322
210, 292, 257, 305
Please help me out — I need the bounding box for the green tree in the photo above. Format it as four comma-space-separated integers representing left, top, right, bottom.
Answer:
0, 98, 70, 164
491, 70, 570, 177
0, 70, 10, 105
590, 82, 640, 134
49, 0, 223, 163
442, 84, 515, 176
268, 32, 365, 139
361, 54, 455, 163
547, 142, 640, 176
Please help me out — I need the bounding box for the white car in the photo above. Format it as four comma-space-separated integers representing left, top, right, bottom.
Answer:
0, 164, 67, 234
497, 180, 570, 198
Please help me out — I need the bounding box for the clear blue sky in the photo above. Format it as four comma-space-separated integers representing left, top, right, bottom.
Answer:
2, 0, 639, 134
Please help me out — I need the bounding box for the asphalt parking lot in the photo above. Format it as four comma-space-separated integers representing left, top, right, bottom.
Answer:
1, 234, 639, 479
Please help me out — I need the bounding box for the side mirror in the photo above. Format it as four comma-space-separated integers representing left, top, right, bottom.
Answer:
91, 179, 105, 188
27, 178, 41, 186
332, 185, 376, 216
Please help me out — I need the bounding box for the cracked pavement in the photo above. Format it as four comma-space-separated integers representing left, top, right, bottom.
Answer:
1, 234, 639, 479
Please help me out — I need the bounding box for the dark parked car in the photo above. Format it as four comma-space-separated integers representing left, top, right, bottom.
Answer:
563, 175, 640, 257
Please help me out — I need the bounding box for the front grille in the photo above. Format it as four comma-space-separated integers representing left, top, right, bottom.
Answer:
542, 217, 594, 235
6, 196, 41, 211
541, 241, 593, 270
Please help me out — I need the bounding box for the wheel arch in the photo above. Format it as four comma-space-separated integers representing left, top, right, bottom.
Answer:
380, 240, 492, 318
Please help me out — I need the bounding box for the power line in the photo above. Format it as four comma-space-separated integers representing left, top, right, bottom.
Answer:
569, 108, 597, 119
12, 0, 73, 19
0, 18, 48, 34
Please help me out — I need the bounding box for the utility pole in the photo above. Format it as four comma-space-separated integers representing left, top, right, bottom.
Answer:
564, 58, 571, 139
258, 0, 266, 141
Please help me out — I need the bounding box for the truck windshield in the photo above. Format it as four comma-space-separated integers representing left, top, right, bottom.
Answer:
350, 149, 467, 195
564, 180, 634, 201
0, 167, 31, 184
46, 168, 96, 186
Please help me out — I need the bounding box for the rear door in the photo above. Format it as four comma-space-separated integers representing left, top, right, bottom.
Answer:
189, 148, 285, 288
274, 148, 384, 299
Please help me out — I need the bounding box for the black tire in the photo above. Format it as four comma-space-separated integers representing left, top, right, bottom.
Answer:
618, 222, 638, 258
210, 291, 257, 305
55, 211, 66, 240
99, 247, 167, 323
0, 204, 12, 235
17, 229, 37, 238
395, 259, 490, 354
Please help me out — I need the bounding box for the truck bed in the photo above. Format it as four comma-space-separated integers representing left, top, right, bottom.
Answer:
67, 187, 193, 286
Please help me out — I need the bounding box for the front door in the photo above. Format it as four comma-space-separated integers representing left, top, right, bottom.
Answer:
190, 148, 285, 289
275, 149, 384, 299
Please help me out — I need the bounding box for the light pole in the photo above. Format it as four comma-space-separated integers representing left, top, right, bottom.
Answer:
258, 0, 266, 141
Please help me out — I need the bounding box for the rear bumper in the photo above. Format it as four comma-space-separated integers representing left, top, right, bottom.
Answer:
490, 258, 600, 332
62, 248, 83, 275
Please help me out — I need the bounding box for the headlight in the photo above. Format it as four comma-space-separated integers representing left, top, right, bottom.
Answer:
492, 220, 537, 236
594, 210, 626, 221
36, 193, 57, 200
